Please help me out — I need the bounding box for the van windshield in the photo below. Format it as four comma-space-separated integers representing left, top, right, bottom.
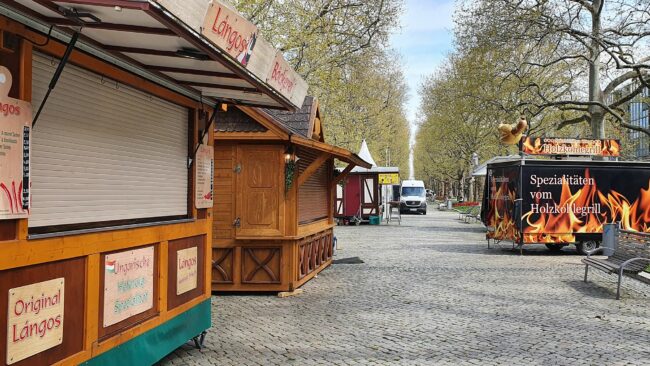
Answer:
402, 187, 425, 197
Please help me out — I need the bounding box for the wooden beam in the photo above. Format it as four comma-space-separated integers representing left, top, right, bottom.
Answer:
297, 152, 330, 188
146, 65, 239, 79
42, 18, 176, 35
181, 81, 259, 93
331, 163, 355, 190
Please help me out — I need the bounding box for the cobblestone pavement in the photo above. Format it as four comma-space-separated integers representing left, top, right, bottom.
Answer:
161, 209, 650, 365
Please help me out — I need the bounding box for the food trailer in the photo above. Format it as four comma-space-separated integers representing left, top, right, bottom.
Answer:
334, 140, 400, 224
481, 137, 650, 254
211, 97, 370, 292
0, 0, 306, 364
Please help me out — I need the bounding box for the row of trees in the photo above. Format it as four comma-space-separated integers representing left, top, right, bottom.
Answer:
415, 0, 650, 200
233, 0, 411, 172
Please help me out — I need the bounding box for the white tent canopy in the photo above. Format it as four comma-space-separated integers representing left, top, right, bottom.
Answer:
357, 139, 377, 167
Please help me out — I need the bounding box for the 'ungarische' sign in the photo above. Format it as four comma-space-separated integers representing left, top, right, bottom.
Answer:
0, 66, 32, 220
103, 247, 154, 327
202, 0, 258, 67
7, 278, 64, 365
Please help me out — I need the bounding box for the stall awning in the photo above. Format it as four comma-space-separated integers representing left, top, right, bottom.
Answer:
1, 0, 307, 109
290, 135, 371, 169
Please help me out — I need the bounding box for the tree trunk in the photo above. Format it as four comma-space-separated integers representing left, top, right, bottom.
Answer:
589, 0, 606, 139
591, 111, 605, 139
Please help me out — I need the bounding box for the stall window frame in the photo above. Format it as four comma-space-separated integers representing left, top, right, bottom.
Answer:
0, 25, 208, 240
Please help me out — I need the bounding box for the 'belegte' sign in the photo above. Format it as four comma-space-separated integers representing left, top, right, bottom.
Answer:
103, 247, 154, 327
378, 173, 400, 185
0, 66, 32, 220
202, 0, 258, 66
7, 278, 64, 365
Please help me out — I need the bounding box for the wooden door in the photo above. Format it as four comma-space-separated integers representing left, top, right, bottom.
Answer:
235, 145, 284, 237
343, 175, 361, 217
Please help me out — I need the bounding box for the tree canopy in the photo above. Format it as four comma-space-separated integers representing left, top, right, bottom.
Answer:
233, 0, 411, 172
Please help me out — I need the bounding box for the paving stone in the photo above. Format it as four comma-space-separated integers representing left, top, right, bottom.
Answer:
160, 209, 650, 365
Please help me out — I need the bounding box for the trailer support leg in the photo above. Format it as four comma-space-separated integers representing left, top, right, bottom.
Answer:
583, 265, 589, 282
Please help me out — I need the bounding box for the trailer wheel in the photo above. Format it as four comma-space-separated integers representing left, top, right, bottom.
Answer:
576, 240, 599, 255
545, 244, 566, 252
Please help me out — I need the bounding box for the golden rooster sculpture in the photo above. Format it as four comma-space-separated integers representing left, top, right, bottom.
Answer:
498, 115, 528, 145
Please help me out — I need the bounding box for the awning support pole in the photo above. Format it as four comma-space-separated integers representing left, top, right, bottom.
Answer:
331, 163, 355, 190
32, 31, 80, 128
189, 104, 218, 168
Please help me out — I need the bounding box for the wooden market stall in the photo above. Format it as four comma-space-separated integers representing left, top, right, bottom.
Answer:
0, 1, 306, 365
335, 140, 400, 223
211, 97, 370, 292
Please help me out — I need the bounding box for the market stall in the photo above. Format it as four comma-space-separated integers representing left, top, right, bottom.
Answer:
335, 140, 400, 223
211, 97, 369, 292
0, 0, 305, 364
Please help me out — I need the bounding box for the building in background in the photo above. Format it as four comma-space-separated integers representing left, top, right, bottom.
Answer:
628, 86, 650, 158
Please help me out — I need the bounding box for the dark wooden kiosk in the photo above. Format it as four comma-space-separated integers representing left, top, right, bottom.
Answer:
335, 140, 400, 223
0, 1, 305, 365
212, 97, 370, 292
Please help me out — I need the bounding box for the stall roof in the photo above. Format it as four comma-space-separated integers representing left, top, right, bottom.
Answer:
350, 166, 400, 174
472, 155, 522, 176
214, 97, 371, 169
1, 0, 307, 109
264, 96, 318, 140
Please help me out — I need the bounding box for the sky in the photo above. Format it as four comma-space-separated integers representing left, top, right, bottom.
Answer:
389, 0, 456, 177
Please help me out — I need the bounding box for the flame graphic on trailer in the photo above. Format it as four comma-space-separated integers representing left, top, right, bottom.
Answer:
481, 160, 650, 244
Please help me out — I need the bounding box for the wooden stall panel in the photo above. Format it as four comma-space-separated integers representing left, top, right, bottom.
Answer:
0, 258, 85, 366
99, 245, 159, 340
297, 149, 330, 224
298, 229, 333, 280
236, 146, 283, 237
167, 236, 206, 310
214, 145, 235, 241
212, 248, 234, 284
241, 247, 282, 284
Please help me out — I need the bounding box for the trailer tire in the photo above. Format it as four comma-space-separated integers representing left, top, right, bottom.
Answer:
576, 240, 599, 255
545, 244, 566, 252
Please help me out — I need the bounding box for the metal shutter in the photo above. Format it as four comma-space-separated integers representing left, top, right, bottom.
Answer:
29, 53, 189, 228
297, 148, 330, 224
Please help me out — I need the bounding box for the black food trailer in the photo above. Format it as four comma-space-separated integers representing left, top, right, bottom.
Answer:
481, 157, 650, 254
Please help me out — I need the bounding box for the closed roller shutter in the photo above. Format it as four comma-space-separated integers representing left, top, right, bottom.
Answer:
297, 148, 330, 224
29, 53, 189, 228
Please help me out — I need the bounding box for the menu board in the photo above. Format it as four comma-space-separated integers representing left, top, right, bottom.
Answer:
195, 144, 214, 209
103, 247, 154, 327
7, 278, 64, 365
0, 66, 32, 219
176, 247, 198, 295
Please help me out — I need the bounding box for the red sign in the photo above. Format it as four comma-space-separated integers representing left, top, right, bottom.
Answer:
0, 66, 32, 220
202, 1, 258, 66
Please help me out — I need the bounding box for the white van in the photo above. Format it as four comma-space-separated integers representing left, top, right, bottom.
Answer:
400, 180, 427, 214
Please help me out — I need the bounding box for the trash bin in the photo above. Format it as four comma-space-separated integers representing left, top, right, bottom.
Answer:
602, 223, 618, 256
369, 215, 381, 225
